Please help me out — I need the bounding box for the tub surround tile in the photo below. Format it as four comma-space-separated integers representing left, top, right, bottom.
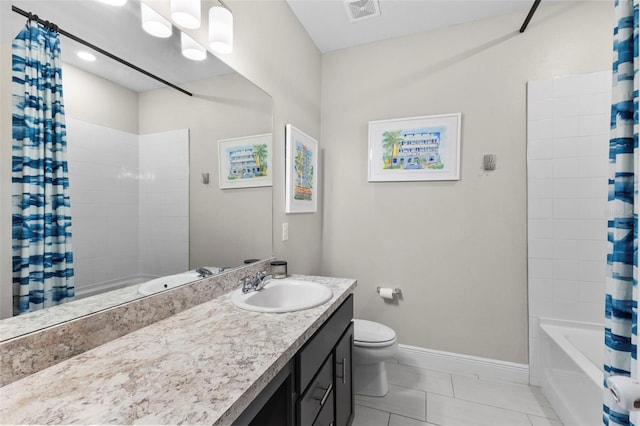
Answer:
527, 72, 610, 387
0, 275, 356, 425
527, 120, 553, 141
0, 260, 271, 386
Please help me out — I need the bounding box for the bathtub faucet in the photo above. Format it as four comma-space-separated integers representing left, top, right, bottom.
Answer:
196, 267, 214, 278
241, 271, 274, 293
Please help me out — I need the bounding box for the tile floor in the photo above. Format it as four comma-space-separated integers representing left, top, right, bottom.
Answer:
352, 361, 563, 426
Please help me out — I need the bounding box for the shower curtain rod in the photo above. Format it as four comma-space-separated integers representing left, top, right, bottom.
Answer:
519, 0, 542, 33
11, 5, 193, 97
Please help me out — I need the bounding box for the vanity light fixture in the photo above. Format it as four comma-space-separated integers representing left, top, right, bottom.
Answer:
181, 32, 206, 61
171, 0, 201, 29
77, 51, 97, 62
208, 1, 233, 54
141, 2, 172, 38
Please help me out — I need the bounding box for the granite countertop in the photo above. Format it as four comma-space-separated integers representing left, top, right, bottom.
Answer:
0, 281, 144, 342
0, 275, 356, 425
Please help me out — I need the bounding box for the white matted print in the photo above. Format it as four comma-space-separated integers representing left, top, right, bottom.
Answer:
218, 133, 272, 189
285, 124, 318, 213
368, 113, 461, 182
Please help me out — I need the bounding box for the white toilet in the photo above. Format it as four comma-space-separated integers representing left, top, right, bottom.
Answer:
353, 319, 398, 397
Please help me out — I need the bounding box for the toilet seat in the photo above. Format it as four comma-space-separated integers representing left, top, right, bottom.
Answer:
353, 319, 397, 348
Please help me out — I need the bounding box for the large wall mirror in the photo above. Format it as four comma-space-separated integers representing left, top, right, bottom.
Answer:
0, 0, 273, 337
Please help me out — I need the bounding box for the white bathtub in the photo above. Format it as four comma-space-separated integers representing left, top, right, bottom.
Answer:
75, 274, 155, 299
538, 319, 604, 426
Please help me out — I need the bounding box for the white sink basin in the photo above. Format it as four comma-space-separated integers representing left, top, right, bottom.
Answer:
138, 272, 202, 296
230, 279, 333, 313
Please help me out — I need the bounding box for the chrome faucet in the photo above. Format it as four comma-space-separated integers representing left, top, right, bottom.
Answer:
241, 271, 274, 293
196, 267, 214, 278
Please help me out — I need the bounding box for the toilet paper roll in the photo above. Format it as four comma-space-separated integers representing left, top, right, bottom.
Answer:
379, 287, 394, 300
607, 375, 640, 411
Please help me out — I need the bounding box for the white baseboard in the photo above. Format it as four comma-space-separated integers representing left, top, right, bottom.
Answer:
394, 344, 530, 385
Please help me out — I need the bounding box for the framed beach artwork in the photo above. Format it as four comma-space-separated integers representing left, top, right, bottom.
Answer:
218, 133, 273, 189
368, 113, 462, 182
285, 124, 318, 213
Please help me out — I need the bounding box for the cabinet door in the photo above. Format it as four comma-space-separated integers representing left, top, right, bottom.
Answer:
234, 361, 295, 426
334, 322, 353, 426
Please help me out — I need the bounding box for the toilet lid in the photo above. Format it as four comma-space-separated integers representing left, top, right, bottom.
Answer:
353, 319, 396, 344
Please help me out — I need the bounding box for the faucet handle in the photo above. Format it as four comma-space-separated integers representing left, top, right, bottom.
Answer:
240, 275, 252, 290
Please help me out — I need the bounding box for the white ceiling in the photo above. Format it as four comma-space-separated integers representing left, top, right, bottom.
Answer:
284, 0, 552, 53
2, 0, 558, 91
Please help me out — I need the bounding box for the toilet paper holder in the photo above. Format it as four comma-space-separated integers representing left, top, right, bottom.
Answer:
376, 287, 401, 295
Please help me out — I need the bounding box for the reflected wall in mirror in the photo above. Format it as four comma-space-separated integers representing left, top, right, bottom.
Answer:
0, 0, 273, 336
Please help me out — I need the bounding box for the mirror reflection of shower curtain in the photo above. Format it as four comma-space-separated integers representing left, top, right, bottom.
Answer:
11, 18, 75, 315
603, 1, 638, 425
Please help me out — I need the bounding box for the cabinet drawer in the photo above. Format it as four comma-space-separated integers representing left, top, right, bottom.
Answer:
298, 295, 353, 392
298, 355, 333, 426
312, 388, 334, 426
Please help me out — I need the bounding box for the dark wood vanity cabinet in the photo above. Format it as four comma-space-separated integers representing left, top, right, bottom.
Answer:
237, 294, 353, 426
334, 322, 354, 426
296, 294, 354, 426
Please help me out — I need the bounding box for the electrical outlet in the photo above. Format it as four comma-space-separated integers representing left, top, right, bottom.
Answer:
282, 223, 289, 241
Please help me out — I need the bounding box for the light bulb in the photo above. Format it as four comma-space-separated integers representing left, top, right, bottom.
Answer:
181, 32, 206, 61
208, 5, 233, 54
141, 3, 172, 38
171, 0, 201, 29
77, 51, 96, 62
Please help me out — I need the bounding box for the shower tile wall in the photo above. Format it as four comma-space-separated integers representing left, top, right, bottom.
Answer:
527, 71, 611, 385
66, 117, 139, 292
138, 130, 189, 277
66, 118, 189, 297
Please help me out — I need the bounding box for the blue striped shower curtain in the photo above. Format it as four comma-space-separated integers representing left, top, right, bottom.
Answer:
12, 18, 74, 315
604, 0, 639, 425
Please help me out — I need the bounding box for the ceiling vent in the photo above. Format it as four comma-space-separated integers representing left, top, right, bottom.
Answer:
344, 0, 381, 22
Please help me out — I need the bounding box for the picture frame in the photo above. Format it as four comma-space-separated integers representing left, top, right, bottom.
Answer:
218, 133, 273, 189
285, 124, 318, 213
368, 113, 462, 182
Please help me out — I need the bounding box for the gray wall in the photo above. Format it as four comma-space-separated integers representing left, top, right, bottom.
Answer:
157, 0, 324, 275
138, 72, 273, 268
62, 63, 139, 134
319, 2, 613, 363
